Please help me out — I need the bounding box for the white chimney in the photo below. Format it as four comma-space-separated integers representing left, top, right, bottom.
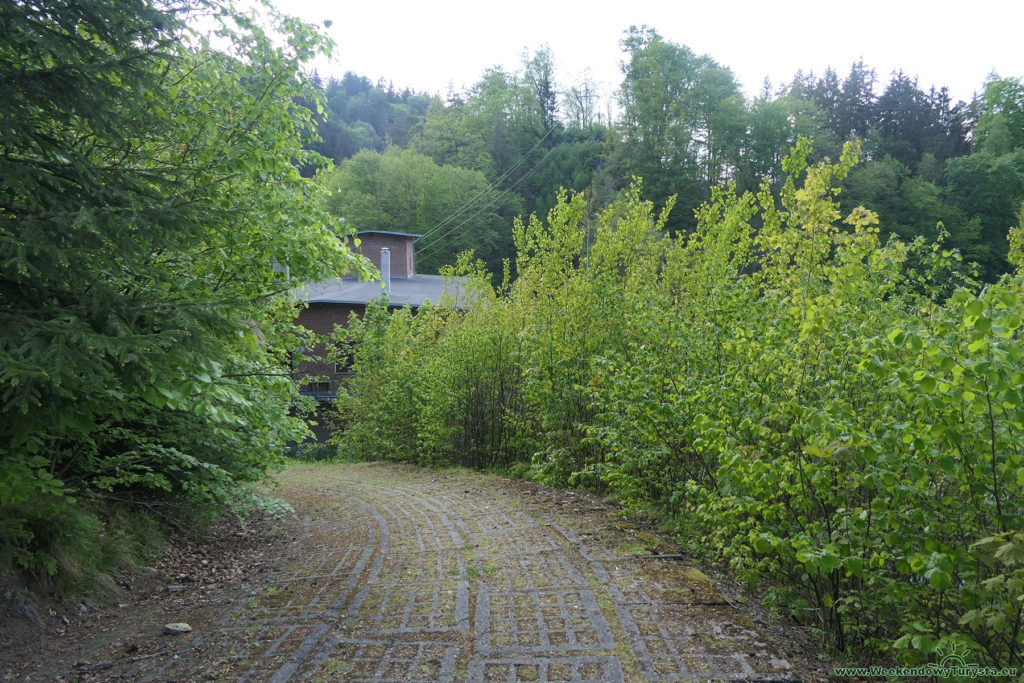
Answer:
380, 247, 391, 298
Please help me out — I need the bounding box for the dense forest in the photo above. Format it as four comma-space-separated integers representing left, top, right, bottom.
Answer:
309, 29, 1024, 283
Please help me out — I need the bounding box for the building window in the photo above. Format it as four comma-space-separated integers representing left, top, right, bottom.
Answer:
302, 381, 331, 395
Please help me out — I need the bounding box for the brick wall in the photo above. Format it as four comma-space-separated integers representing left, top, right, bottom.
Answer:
292, 302, 363, 442
294, 302, 362, 392
346, 233, 415, 277
295, 302, 361, 336
293, 231, 417, 443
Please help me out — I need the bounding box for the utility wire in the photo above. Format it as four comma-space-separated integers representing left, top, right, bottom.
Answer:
414, 126, 558, 244
416, 128, 572, 261
415, 126, 557, 243
417, 127, 571, 259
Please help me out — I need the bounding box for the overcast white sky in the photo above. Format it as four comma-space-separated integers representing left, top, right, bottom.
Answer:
279, 0, 1021, 106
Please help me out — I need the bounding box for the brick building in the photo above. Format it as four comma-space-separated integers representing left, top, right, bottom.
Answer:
291, 230, 465, 440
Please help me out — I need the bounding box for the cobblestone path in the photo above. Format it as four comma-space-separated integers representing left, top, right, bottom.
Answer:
150, 463, 798, 682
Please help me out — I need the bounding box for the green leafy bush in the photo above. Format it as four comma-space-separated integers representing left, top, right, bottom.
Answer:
1, 0, 370, 582
331, 139, 1023, 668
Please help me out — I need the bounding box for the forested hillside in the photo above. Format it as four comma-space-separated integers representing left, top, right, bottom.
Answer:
309, 28, 1024, 282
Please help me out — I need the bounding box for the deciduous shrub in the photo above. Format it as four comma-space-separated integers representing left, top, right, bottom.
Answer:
332, 140, 1024, 667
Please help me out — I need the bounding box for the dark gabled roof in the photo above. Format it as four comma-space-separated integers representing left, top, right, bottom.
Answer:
355, 230, 422, 239
293, 274, 468, 309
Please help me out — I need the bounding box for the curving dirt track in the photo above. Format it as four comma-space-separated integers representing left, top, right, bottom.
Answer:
142, 463, 802, 682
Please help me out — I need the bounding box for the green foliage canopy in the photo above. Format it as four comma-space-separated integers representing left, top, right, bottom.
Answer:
0, 0, 369, 576
331, 140, 1024, 668
318, 147, 520, 274
615, 26, 746, 229
976, 76, 1024, 155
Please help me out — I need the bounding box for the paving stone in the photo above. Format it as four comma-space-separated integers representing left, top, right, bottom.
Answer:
308, 638, 458, 682
475, 587, 615, 655
467, 655, 625, 682
600, 559, 724, 605
348, 579, 470, 634
478, 551, 587, 592
369, 550, 467, 585
148, 464, 796, 682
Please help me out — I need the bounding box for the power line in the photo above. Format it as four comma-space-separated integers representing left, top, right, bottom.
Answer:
415, 127, 557, 244
417, 127, 572, 260
414, 126, 559, 244
415, 128, 572, 262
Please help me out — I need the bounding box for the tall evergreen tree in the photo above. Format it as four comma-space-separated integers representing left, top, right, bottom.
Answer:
838, 60, 877, 140
1, 0, 368, 576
